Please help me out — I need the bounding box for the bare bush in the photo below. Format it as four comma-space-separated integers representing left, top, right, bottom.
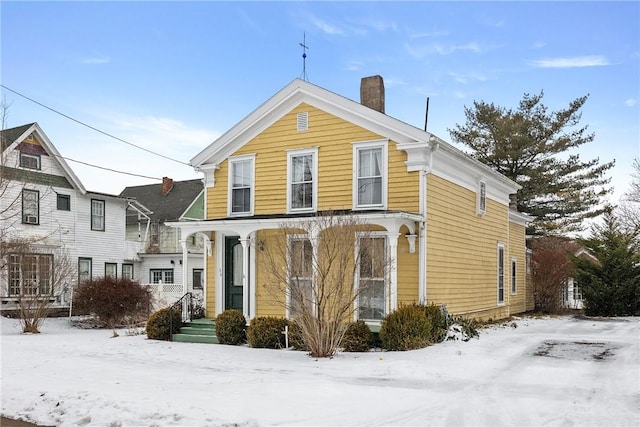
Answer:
73, 277, 152, 335
531, 236, 575, 313
260, 212, 391, 358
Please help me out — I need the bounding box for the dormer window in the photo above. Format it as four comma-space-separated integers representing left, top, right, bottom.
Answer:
20, 153, 41, 170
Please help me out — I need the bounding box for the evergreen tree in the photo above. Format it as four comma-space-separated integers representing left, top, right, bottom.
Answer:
572, 210, 640, 316
449, 91, 614, 235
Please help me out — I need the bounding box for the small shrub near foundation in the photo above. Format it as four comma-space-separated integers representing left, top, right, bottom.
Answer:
380, 304, 432, 351
247, 317, 289, 349
287, 320, 308, 351
215, 309, 247, 345
341, 320, 373, 352
146, 307, 183, 341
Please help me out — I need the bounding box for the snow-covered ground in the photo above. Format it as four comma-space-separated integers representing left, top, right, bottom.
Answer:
1, 315, 638, 427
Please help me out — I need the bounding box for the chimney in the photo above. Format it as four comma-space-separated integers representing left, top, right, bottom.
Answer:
360, 75, 385, 113
161, 177, 174, 196
509, 193, 518, 211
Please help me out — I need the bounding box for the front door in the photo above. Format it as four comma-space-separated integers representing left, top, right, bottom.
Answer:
224, 236, 243, 311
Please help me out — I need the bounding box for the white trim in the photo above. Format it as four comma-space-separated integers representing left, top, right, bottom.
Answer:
227, 154, 256, 217
352, 139, 388, 210
497, 242, 505, 306
354, 231, 389, 323
286, 147, 318, 213
215, 231, 224, 315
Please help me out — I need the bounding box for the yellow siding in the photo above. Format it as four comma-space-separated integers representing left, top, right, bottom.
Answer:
426, 174, 510, 320
206, 103, 419, 219
255, 230, 287, 318
508, 221, 528, 315
397, 226, 419, 305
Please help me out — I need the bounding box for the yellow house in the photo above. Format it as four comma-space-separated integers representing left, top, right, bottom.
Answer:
170, 76, 533, 325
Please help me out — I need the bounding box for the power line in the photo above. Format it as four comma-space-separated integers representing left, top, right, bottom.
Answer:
60, 155, 163, 181
0, 84, 191, 166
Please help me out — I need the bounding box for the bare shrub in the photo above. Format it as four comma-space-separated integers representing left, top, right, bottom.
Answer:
260, 212, 391, 358
73, 277, 152, 334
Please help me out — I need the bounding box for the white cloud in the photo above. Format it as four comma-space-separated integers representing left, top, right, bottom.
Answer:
311, 16, 344, 35
448, 71, 488, 84
529, 55, 610, 68
405, 41, 487, 59
625, 98, 637, 107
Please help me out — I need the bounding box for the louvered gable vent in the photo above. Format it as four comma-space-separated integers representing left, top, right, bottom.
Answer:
297, 112, 308, 131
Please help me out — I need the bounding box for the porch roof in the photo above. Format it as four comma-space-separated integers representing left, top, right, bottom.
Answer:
167, 209, 423, 239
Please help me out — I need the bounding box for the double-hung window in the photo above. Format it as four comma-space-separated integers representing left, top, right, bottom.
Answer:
91, 199, 105, 231
9, 253, 53, 296
477, 181, 487, 215
78, 258, 92, 283
357, 235, 387, 321
22, 189, 39, 225
122, 264, 134, 280
287, 148, 317, 212
497, 243, 505, 304
288, 236, 313, 318
229, 155, 254, 215
105, 263, 117, 278
353, 141, 386, 209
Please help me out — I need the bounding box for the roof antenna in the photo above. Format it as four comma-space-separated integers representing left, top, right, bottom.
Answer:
299, 33, 309, 81
424, 97, 430, 131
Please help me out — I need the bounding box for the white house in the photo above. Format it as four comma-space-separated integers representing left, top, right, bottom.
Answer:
0, 123, 145, 310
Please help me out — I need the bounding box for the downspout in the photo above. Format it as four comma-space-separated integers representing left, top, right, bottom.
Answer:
418, 168, 427, 304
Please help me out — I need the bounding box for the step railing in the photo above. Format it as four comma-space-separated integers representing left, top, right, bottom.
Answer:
170, 292, 193, 340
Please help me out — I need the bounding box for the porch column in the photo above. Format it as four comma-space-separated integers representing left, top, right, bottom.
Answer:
179, 238, 188, 295
239, 235, 251, 320
387, 232, 400, 313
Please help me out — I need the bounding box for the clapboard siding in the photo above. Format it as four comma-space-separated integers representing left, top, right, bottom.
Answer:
426, 174, 509, 319
207, 103, 419, 217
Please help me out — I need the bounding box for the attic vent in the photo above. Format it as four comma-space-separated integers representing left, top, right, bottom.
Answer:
297, 112, 308, 131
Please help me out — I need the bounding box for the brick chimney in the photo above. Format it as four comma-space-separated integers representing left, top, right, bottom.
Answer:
360, 75, 385, 113
161, 177, 174, 196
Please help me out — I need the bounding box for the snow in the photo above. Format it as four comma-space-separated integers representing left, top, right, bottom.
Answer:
1, 315, 638, 427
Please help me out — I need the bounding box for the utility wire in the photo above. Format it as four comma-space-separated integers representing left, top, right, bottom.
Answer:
0, 84, 191, 166
60, 155, 162, 181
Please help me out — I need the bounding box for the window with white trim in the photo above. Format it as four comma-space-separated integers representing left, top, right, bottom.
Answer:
497, 243, 505, 304
150, 269, 173, 284
477, 181, 487, 215
22, 189, 39, 225
91, 199, 105, 231
288, 236, 313, 318
229, 156, 254, 215
511, 258, 517, 294
357, 235, 387, 321
287, 148, 317, 212
354, 141, 386, 209
8, 253, 52, 296
20, 153, 41, 170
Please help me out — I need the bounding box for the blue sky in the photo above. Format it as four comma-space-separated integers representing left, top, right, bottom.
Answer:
2, 1, 638, 206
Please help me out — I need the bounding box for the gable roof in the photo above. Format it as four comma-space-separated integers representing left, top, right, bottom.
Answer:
1, 122, 87, 193
1, 123, 34, 152
120, 179, 204, 222
190, 78, 520, 195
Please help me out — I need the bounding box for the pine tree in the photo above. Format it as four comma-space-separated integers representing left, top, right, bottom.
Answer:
449, 91, 614, 235
572, 210, 640, 316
